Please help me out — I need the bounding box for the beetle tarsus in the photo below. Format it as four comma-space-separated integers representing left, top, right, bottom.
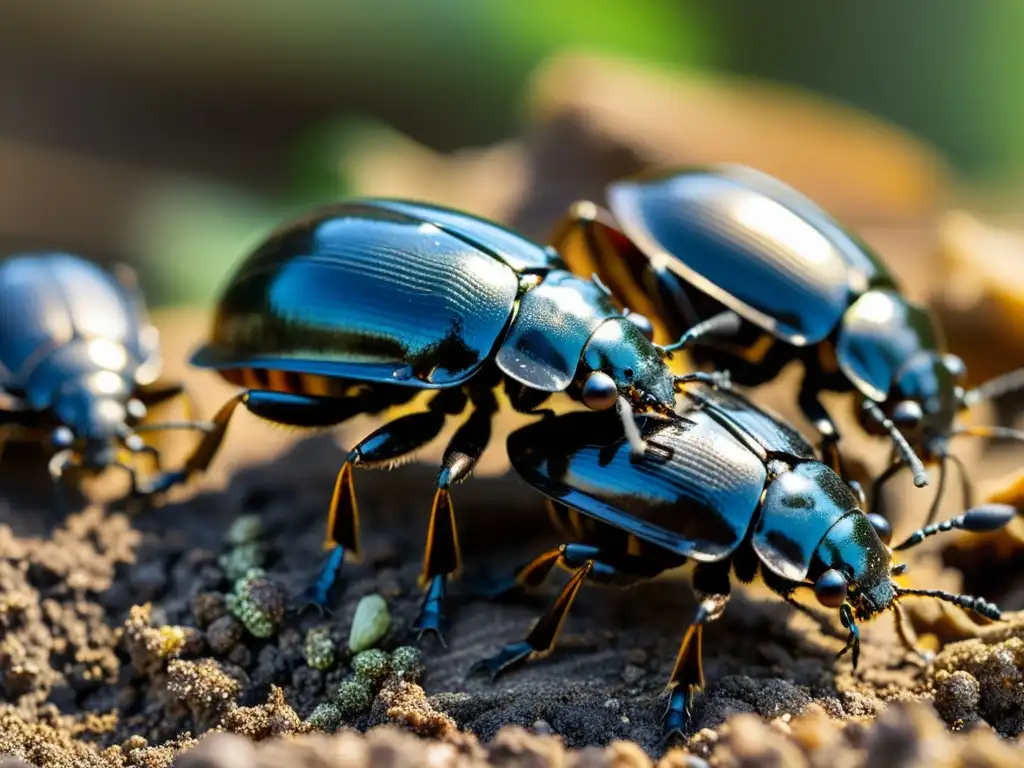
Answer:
468, 641, 535, 681
661, 688, 692, 744
413, 575, 449, 647
297, 544, 346, 615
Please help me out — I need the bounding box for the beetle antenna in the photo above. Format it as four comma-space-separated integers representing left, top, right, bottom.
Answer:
862, 401, 929, 487
962, 367, 1024, 408
946, 451, 975, 511
48, 449, 77, 514
894, 586, 1002, 621
673, 370, 731, 391
952, 424, 1024, 445
658, 310, 742, 358
892, 503, 1016, 551
131, 420, 216, 434
616, 397, 647, 459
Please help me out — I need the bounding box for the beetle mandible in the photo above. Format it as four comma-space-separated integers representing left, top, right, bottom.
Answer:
472, 386, 1012, 739
548, 165, 1024, 526
0, 253, 208, 501
164, 201, 722, 636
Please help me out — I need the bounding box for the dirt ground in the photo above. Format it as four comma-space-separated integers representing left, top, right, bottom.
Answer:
4, 54, 1024, 768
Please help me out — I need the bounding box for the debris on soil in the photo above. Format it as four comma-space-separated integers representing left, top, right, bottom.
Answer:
219, 685, 308, 741
167, 658, 241, 727
348, 594, 391, 653
351, 649, 391, 687
303, 627, 336, 672
333, 678, 375, 719
390, 645, 424, 682
928, 623, 1024, 735
225, 569, 286, 639
122, 604, 192, 676
377, 677, 457, 738
304, 702, 345, 733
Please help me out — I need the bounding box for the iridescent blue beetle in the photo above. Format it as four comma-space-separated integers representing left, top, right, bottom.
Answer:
474, 386, 1011, 740
0, 253, 207, 499
550, 165, 1024, 525
165, 201, 718, 636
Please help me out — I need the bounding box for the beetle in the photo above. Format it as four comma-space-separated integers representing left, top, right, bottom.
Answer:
548, 165, 1024, 525
164, 200, 719, 636
0, 253, 208, 500
471, 386, 1012, 739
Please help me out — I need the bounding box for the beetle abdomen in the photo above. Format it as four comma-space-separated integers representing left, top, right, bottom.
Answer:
192, 205, 520, 388
220, 367, 356, 398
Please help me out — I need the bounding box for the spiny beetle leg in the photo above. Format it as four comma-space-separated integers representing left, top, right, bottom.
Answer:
413, 393, 495, 643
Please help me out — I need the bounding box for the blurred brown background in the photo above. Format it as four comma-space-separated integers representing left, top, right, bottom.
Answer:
2, 0, 1023, 307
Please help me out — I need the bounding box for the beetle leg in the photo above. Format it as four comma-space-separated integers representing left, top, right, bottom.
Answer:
892, 603, 933, 664
147, 389, 387, 495
663, 589, 731, 743
416, 390, 498, 640
468, 560, 595, 680
469, 542, 667, 679
306, 395, 458, 614
869, 458, 904, 520
135, 380, 200, 421
797, 378, 847, 478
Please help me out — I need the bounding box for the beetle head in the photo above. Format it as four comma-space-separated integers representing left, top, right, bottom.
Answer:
810, 511, 896, 622
580, 317, 676, 415
880, 351, 965, 460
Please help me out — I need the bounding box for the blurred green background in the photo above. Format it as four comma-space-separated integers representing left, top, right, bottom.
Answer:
1, 0, 1021, 307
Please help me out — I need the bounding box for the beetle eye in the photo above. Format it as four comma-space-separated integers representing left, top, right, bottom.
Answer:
943, 354, 967, 381
625, 312, 654, 341
813, 569, 848, 608
126, 398, 148, 422
51, 426, 75, 450
866, 513, 892, 545
892, 400, 923, 427
581, 371, 618, 411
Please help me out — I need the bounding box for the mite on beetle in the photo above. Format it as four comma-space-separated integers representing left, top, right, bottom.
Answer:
0, 253, 208, 502
164, 200, 724, 636
473, 385, 1012, 739
549, 165, 1024, 525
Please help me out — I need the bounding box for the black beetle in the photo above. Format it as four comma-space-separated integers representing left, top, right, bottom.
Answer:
472, 386, 1012, 738
549, 165, 1024, 525
0, 253, 208, 500
165, 200, 720, 635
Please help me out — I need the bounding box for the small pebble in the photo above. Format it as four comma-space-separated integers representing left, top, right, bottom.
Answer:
206, 615, 243, 655
225, 515, 263, 546
390, 645, 424, 682
348, 594, 390, 653
335, 678, 375, 718
352, 649, 391, 687
305, 702, 344, 733
621, 663, 645, 684
303, 628, 336, 672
